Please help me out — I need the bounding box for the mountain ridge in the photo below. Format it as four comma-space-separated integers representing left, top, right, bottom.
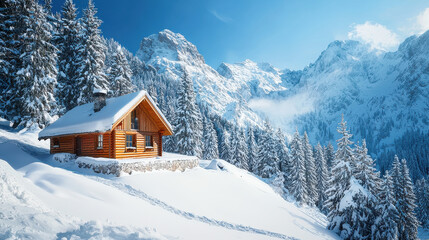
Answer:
135, 29, 429, 179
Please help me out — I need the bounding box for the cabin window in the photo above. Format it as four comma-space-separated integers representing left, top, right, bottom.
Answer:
53, 138, 60, 148
145, 135, 153, 148
126, 134, 136, 149
131, 110, 139, 130
97, 135, 103, 149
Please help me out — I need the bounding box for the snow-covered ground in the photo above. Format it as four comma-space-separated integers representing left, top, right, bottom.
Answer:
0, 117, 338, 239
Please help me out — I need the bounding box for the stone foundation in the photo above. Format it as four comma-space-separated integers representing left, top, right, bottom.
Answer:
74, 157, 199, 177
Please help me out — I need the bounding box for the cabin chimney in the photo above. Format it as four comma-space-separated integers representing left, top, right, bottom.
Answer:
93, 88, 107, 112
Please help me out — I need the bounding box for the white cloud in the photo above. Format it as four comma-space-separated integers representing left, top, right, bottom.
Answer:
209, 10, 231, 23
415, 8, 429, 34
347, 21, 400, 51
248, 92, 315, 127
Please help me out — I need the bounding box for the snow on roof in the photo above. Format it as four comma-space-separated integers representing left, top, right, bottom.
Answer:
39, 90, 172, 139
93, 88, 107, 95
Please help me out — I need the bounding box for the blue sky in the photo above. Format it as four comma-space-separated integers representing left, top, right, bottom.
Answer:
52, 0, 429, 70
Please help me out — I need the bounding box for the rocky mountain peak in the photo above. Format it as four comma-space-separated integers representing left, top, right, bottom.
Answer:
136, 29, 205, 65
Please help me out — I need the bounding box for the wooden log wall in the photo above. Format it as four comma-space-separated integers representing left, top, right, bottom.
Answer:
50, 136, 74, 154
114, 130, 160, 159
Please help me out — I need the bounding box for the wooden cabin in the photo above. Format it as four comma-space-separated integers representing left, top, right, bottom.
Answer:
38, 90, 173, 159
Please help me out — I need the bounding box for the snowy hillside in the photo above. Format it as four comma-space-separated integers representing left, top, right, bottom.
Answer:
0, 119, 338, 240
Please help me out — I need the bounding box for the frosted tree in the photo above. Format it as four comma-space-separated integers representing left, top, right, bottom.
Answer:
348, 185, 374, 240
246, 126, 258, 173
302, 132, 318, 205
415, 178, 429, 228
256, 121, 279, 178
324, 142, 335, 169
0, 0, 17, 118
325, 115, 355, 234
13, 1, 57, 128
162, 97, 176, 152
202, 116, 219, 160
109, 46, 134, 97
75, 0, 108, 105
391, 155, 403, 206
399, 159, 419, 240
353, 140, 381, 196
315, 143, 329, 212
174, 70, 203, 157
288, 129, 308, 204
275, 128, 290, 186
232, 127, 249, 170
272, 171, 286, 195
219, 129, 232, 162
43, 0, 52, 14
372, 171, 399, 240
56, 0, 81, 112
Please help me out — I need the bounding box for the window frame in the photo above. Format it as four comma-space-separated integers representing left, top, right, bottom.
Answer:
97, 134, 103, 149
131, 110, 139, 130
145, 135, 153, 149
53, 138, 60, 148
126, 134, 136, 149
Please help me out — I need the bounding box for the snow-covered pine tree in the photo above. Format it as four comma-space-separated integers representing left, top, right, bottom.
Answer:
324, 142, 335, 169
372, 171, 399, 240
315, 143, 329, 212
56, 0, 81, 112
236, 128, 249, 170
391, 155, 403, 206
43, 0, 52, 14
174, 70, 203, 157
347, 183, 374, 240
353, 140, 381, 200
399, 159, 419, 240
108, 46, 134, 97
256, 121, 279, 178
75, 0, 108, 105
162, 96, 176, 152
275, 128, 290, 186
288, 129, 308, 204
219, 129, 232, 162
0, 0, 27, 120
246, 126, 258, 173
0, 0, 15, 117
302, 131, 318, 206
13, 1, 57, 128
325, 115, 355, 235
272, 170, 286, 195
415, 178, 429, 228
229, 127, 239, 165
202, 116, 219, 160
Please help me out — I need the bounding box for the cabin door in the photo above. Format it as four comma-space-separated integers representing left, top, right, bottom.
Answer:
75, 137, 82, 156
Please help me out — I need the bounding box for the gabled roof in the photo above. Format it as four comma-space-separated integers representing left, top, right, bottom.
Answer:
39, 90, 173, 140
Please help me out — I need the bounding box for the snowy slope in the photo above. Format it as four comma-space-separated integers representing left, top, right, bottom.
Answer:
0, 119, 339, 240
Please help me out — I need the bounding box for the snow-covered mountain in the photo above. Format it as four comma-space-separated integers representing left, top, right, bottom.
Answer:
135, 29, 429, 178
136, 30, 285, 126
280, 34, 428, 158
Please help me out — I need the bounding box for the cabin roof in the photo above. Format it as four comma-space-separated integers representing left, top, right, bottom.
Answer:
38, 90, 173, 140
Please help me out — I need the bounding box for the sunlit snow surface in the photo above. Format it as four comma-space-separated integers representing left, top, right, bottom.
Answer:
0, 118, 339, 239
